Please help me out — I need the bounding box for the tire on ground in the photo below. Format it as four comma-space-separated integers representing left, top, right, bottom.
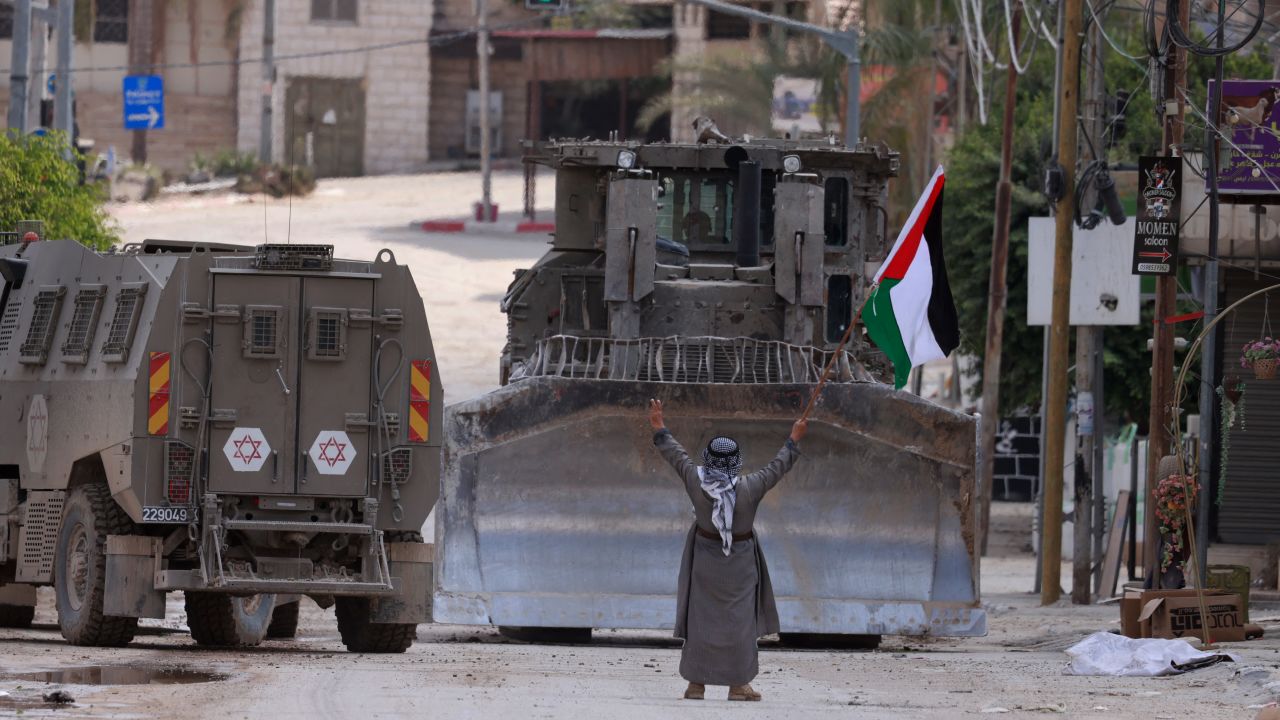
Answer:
0, 603, 35, 628
334, 530, 422, 654
54, 483, 140, 646
185, 592, 276, 647
266, 600, 300, 639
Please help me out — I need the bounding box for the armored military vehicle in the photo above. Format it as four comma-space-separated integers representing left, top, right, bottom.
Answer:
436, 134, 984, 644
0, 233, 439, 652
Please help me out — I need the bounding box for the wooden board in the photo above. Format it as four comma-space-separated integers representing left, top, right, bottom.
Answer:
1100, 490, 1131, 599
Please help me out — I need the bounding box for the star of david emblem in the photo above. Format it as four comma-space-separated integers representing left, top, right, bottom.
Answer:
233, 434, 264, 465
222, 428, 271, 472
317, 436, 347, 467
309, 430, 357, 475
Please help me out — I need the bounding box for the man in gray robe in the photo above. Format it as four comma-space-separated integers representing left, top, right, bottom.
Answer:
648, 398, 806, 701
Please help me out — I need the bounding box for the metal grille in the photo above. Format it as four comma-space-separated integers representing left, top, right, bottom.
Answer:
315, 312, 342, 358
253, 244, 334, 271
382, 447, 412, 485
16, 491, 64, 583
20, 288, 65, 364
247, 309, 280, 357
511, 335, 870, 385
61, 286, 105, 363
0, 299, 23, 353
102, 287, 144, 361
93, 0, 129, 43
165, 440, 196, 504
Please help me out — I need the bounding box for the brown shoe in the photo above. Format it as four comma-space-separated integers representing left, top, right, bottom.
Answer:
728, 684, 762, 701
683, 682, 705, 700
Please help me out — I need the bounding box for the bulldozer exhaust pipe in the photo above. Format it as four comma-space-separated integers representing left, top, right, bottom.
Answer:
734, 160, 762, 268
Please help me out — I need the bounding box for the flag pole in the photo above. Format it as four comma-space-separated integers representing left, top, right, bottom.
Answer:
800, 289, 875, 422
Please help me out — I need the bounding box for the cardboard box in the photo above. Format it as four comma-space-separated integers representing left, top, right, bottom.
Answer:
1134, 590, 1247, 643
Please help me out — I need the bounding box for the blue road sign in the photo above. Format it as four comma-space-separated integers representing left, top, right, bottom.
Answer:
123, 75, 164, 130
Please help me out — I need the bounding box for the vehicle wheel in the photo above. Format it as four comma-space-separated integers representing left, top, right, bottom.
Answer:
778, 633, 881, 650
266, 600, 300, 639
54, 483, 140, 646
335, 597, 417, 653
185, 592, 276, 647
0, 603, 35, 628
498, 626, 593, 644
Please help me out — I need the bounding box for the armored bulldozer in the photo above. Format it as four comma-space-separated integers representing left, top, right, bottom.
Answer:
436, 137, 984, 643
0, 234, 440, 653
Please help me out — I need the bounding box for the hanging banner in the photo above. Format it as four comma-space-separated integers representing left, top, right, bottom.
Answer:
1132, 155, 1182, 276
1211, 79, 1280, 195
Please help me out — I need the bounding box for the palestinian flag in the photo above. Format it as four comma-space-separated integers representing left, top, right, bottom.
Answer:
864, 166, 960, 390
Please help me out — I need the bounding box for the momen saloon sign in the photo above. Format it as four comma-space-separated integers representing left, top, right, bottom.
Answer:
1132, 155, 1182, 276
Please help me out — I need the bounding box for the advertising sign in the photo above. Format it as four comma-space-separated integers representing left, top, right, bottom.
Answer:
1211, 79, 1280, 195
771, 77, 822, 135
1132, 155, 1182, 276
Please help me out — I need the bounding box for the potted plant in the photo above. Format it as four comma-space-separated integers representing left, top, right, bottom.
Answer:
1240, 337, 1280, 379
1154, 473, 1200, 586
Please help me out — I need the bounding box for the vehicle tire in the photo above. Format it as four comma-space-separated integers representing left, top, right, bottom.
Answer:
185, 592, 276, 647
334, 529, 423, 654
54, 483, 140, 646
266, 600, 300, 639
497, 626, 593, 644
778, 633, 881, 650
335, 597, 416, 653
0, 603, 35, 628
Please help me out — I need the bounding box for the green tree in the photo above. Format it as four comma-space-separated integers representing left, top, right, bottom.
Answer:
0, 132, 117, 249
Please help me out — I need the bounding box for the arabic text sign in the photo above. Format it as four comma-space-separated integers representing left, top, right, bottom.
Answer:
123, 75, 165, 130
1212, 79, 1280, 195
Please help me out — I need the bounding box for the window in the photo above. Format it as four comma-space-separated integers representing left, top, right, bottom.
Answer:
0, 6, 13, 40
824, 176, 849, 246
94, 0, 129, 44
308, 308, 347, 361
61, 285, 106, 364
20, 287, 66, 365
312, 0, 357, 23
102, 285, 147, 363
657, 173, 735, 248
244, 306, 284, 359
825, 274, 853, 343
706, 9, 750, 39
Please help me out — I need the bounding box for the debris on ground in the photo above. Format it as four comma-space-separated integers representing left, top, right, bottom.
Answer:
1064, 631, 1236, 676
42, 690, 74, 704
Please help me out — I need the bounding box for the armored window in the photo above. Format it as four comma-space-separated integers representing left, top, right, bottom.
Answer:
61, 285, 106, 364
93, 0, 129, 43
657, 173, 735, 249
312, 0, 357, 22
825, 274, 853, 343
824, 177, 849, 246
307, 308, 347, 361
244, 306, 284, 359
0, 299, 22, 354
20, 286, 66, 365
102, 284, 147, 363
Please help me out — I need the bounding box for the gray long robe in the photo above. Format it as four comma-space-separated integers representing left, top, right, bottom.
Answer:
654, 429, 801, 686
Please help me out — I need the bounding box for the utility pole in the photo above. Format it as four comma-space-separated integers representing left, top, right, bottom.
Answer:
682, 0, 861, 145
477, 0, 493, 220
28, 2, 47, 132
1195, 0, 1228, 587
1145, 0, 1189, 588
8, 0, 33, 133
1040, 0, 1084, 607
977, 1, 1021, 555
259, 0, 275, 164
52, 0, 72, 143
128, 0, 156, 164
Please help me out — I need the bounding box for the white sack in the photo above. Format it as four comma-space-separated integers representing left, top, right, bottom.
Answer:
1064, 631, 1236, 677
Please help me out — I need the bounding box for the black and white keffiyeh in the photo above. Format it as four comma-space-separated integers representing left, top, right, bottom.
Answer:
698, 436, 742, 555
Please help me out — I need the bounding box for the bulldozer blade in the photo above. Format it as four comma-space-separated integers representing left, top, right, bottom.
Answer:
436, 377, 985, 637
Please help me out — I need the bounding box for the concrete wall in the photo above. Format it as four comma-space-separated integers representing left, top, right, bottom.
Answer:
236, 0, 432, 175
0, 0, 238, 174
427, 55, 527, 162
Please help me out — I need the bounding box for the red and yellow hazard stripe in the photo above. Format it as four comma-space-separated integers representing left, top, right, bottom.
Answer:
148, 351, 171, 436
408, 360, 430, 443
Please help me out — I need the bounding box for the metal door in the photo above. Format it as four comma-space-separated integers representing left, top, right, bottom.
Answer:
296, 277, 373, 497
286, 77, 366, 178
209, 275, 300, 494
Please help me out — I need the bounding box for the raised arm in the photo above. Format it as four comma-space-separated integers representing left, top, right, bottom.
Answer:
738, 419, 807, 503
649, 399, 702, 495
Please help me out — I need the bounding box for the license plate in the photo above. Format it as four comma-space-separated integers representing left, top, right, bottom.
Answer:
141, 506, 190, 524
